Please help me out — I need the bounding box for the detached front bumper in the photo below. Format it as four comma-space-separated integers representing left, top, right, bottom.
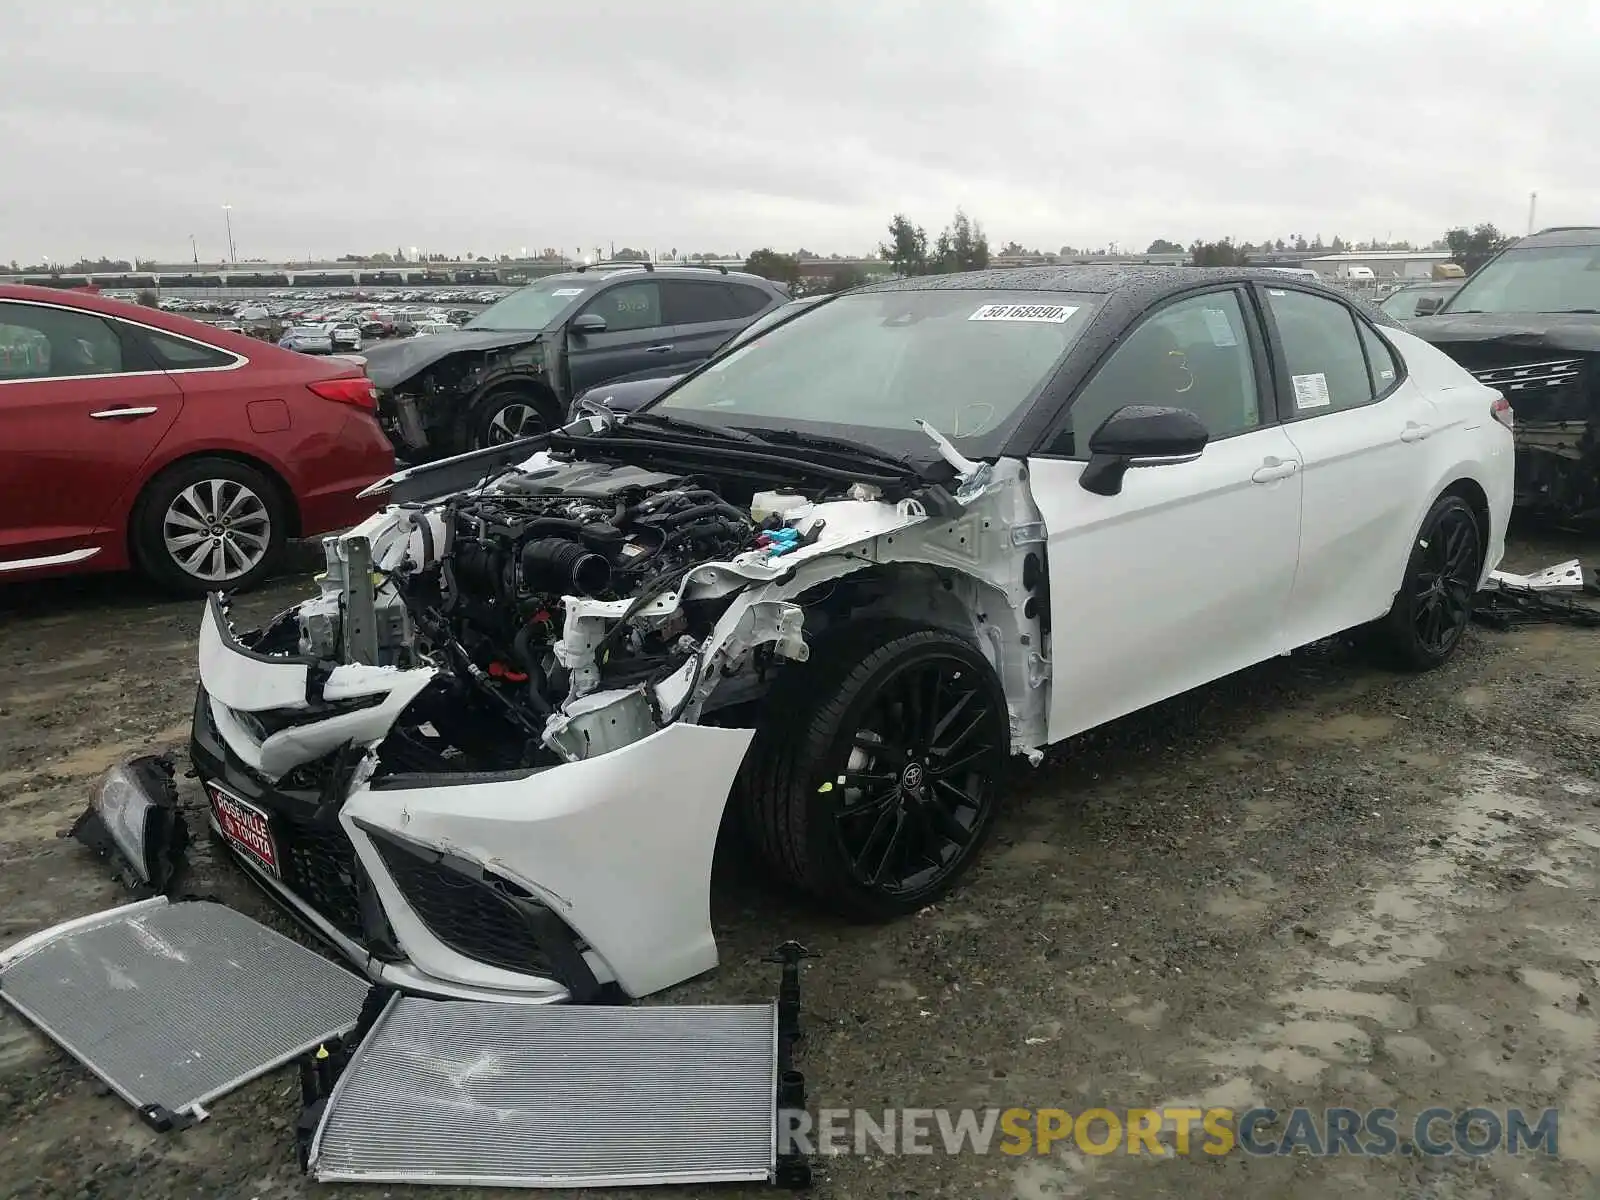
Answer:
190, 599, 754, 1003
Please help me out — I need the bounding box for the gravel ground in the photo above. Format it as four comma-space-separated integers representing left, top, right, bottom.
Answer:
3, 526, 1599, 1200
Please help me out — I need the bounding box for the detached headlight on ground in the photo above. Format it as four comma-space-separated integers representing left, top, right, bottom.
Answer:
69, 756, 189, 893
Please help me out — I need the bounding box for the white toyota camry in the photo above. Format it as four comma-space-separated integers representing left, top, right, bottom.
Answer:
176, 266, 1513, 1004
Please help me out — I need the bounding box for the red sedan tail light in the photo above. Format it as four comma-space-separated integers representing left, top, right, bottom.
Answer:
307, 377, 379, 411
1490, 394, 1513, 430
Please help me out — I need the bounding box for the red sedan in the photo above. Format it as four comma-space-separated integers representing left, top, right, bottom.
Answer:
0, 285, 395, 593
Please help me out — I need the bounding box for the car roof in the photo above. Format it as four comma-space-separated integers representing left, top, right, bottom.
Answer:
1520, 227, 1600, 248
534, 265, 782, 286
857, 263, 1359, 306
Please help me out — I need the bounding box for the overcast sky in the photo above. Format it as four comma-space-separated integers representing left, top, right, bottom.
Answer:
4, 0, 1596, 264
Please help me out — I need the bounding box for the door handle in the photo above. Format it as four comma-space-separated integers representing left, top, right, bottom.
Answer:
1251, 457, 1299, 483
89, 406, 159, 419
645, 344, 675, 354
1400, 422, 1433, 443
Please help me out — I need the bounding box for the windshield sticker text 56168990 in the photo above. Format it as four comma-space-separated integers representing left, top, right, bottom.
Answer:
969, 303, 1078, 323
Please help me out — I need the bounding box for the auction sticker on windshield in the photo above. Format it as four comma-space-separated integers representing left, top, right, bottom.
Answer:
969, 303, 1078, 323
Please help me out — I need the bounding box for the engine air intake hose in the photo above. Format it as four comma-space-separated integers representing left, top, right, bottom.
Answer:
520, 537, 611, 596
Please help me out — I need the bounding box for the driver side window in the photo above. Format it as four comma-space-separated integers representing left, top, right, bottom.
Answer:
1058, 290, 1261, 458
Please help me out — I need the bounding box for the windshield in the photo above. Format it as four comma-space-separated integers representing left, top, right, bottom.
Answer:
1380, 285, 1455, 319
1444, 244, 1600, 315
724, 297, 823, 349
467, 277, 595, 331
652, 289, 1097, 452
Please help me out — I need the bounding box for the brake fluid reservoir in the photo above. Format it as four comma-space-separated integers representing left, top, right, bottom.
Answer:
751, 489, 811, 524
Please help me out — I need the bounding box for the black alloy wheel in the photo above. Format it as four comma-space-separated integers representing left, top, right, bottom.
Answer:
832, 658, 1000, 897
1411, 501, 1480, 658
738, 624, 1009, 920
1367, 493, 1483, 671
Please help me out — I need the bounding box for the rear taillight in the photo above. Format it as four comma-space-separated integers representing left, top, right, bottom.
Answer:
307, 377, 378, 411
1490, 394, 1514, 430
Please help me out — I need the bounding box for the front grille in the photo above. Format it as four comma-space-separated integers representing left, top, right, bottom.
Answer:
1469, 357, 1585, 394
1469, 357, 1591, 424
368, 832, 559, 978
276, 814, 369, 944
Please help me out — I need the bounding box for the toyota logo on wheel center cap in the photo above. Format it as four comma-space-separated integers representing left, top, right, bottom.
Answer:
901, 762, 926, 790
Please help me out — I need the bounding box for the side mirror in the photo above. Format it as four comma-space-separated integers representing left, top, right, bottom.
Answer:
570, 312, 607, 335
1080, 405, 1208, 496
1413, 296, 1442, 316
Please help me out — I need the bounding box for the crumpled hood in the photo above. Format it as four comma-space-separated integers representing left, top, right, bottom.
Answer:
362, 328, 545, 389
1407, 311, 1600, 355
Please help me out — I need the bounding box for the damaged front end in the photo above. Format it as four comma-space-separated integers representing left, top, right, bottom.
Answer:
364, 331, 552, 458
190, 433, 1050, 1002
1410, 315, 1600, 521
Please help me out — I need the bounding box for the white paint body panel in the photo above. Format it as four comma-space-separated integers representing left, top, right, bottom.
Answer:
341, 724, 754, 999
1029, 423, 1304, 742
1384, 326, 1513, 577
1277, 327, 1511, 647
198, 601, 309, 712
1030, 323, 1511, 744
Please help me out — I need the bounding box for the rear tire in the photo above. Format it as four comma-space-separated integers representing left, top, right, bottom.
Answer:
130, 457, 289, 596
735, 622, 1009, 921
1364, 493, 1482, 671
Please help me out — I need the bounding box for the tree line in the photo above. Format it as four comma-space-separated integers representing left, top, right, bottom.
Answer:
6, 220, 1519, 285
739, 209, 992, 296
1179, 224, 1512, 272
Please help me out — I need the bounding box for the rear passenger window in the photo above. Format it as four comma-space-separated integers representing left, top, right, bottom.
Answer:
725, 284, 773, 317
138, 328, 238, 370
1263, 288, 1372, 415
660, 280, 735, 325
1358, 321, 1400, 397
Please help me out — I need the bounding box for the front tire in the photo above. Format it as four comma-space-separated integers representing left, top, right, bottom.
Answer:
465, 387, 561, 450
737, 623, 1010, 921
1366, 493, 1482, 671
131, 457, 288, 595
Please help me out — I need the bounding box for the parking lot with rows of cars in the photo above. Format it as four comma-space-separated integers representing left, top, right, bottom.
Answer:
141, 284, 514, 346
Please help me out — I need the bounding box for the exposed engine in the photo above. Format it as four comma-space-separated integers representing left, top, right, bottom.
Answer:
279, 457, 805, 776
416, 461, 756, 699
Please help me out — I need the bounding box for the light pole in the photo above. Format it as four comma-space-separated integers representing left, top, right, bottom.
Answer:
222, 204, 236, 264
190, 234, 198, 264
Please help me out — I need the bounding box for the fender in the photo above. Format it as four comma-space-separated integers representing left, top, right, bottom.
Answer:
466, 365, 561, 415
